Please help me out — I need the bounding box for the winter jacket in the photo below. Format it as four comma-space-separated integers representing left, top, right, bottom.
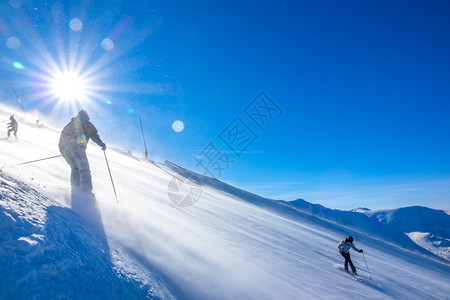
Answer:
7, 118, 18, 130
59, 116, 104, 151
338, 241, 361, 254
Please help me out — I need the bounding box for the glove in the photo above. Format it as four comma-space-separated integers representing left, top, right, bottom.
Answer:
359, 249, 363, 253
100, 142, 106, 151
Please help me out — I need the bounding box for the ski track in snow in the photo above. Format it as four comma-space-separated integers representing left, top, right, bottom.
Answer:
1, 104, 450, 299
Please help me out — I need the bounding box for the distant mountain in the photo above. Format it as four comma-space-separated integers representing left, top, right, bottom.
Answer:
350, 207, 371, 213
280, 199, 450, 261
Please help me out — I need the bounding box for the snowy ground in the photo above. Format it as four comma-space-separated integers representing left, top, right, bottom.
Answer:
282, 199, 450, 261
1, 104, 449, 299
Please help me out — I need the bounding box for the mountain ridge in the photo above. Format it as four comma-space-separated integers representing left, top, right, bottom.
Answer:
281, 198, 450, 261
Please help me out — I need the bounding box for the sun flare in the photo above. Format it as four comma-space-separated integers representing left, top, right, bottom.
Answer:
50, 72, 88, 101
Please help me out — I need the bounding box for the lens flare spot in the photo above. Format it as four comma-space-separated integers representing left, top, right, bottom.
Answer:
101, 38, 114, 51
127, 108, 135, 114
6, 37, 21, 50
101, 98, 112, 105
69, 18, 83, 32
172, 120, 184, 133
13, 61, 25, 70
50, 72, 87, 101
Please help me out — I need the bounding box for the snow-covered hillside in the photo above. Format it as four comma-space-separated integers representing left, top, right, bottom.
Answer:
1, 104, 449, 299
281, 199, 450, 261
0, 171, 180, 299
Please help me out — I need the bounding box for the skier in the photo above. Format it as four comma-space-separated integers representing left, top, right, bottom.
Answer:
338, 236, 363, 275
59, 110, 106, 193
7, 115, 18, 140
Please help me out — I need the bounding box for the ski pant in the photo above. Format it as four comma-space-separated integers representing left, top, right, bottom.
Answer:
7, 128, 17, 138
60, 146, 93, 192
340, 251, 356, 273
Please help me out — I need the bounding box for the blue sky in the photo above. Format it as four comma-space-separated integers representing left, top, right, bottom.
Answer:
1, 0, 449, 210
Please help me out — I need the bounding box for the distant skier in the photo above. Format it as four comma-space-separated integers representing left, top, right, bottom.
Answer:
6, 115, 18, 140
59, 110, 106, 193
338, 236, 363, 275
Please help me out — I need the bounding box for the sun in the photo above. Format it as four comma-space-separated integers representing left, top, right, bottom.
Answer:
50, 71, 88, 101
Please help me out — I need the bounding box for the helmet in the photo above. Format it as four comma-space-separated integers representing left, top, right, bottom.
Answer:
78, 110, 90, 122
346, 236, 354, 243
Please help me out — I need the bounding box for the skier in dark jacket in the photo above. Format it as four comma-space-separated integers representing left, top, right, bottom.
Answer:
7, 115, 18, 140
59, 110, 106, 193
338, 236, 363, 275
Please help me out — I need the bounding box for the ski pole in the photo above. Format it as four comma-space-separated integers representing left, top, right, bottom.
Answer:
10, 82, 25, 111
2, 155, 62, 169
362, 252, 372, 280
139, 117, 148, 159
103, 150, 118, 203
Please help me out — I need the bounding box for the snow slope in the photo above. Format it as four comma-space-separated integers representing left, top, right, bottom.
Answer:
1, 104, 449, 299
281, 199, 450, 261
0, 172, 179, 299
